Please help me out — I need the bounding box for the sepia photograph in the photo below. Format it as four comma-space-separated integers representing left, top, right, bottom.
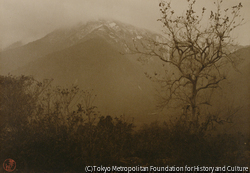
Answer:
0, 0, 249, 172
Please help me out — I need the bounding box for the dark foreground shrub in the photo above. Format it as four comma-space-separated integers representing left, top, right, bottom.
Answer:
1, 75, 249, 172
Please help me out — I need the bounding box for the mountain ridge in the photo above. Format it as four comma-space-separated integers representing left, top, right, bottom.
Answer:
0, 19, 158, 75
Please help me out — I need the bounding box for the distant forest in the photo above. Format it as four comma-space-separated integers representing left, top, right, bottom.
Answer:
0, 75, 249, 172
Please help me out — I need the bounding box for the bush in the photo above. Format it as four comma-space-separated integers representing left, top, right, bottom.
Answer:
0, 75, 249, 172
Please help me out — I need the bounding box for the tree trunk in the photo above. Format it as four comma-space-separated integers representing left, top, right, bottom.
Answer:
191, 79, 198, 129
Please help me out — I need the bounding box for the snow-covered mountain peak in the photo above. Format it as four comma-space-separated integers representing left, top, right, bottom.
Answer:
43, 19, 158, 52
38, 19, 160, 55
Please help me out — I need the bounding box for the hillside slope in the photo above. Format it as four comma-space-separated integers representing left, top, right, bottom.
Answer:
12, 37, 158, 124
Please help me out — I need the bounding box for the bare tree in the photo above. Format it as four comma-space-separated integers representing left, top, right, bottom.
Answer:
131, 0, 244, 131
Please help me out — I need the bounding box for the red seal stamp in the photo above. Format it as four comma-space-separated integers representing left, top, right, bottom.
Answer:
3, 159, 16, 172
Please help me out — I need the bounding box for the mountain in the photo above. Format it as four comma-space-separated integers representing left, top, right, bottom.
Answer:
216, 46, 250, 135
0, 19, 249, 129
3, 41, 24, 51
1, 20, 162, 125
0, 20, 157, 75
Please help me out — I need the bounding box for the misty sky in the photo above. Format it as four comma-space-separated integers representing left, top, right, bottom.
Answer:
1, 0, 250, 49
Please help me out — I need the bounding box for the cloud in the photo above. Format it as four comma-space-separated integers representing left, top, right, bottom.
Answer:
0, 0, 160, 48
0, 0, 249, 48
